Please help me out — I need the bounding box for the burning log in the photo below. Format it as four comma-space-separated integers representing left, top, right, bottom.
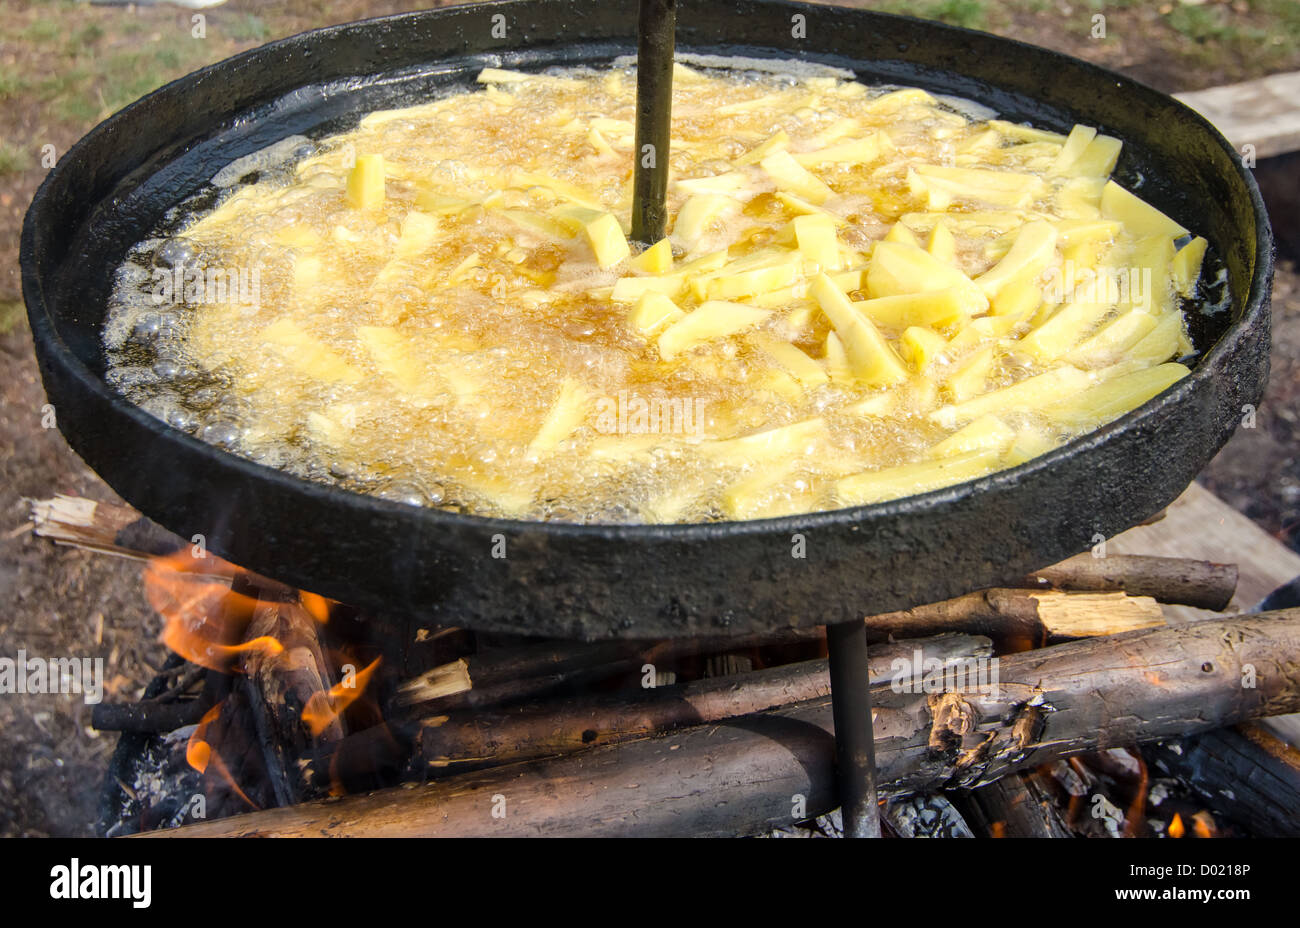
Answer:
1145, 721, 1300, 838
1015, 553, 1238, 611
240, 600, 340, 749
91, 691, 214, 734
236, 600, 341, 805
419, 634, 991, 770
150, 611, 1300, 838
885, 795, 975, 838
865, 589, 1165, 652
954, 770, 1073, 838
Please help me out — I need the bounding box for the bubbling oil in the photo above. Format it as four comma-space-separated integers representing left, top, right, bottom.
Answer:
103, 61, 1197, 523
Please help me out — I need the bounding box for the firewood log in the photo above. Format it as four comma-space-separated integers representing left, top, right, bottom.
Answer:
1015, 553, 1238, 610
147, 611, 1300, 838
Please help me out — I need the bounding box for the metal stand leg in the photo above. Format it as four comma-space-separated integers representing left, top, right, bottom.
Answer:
826, 619, 881, 838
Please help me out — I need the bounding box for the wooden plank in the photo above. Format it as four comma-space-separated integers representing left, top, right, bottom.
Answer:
1111, 481, 1300, 745
1111, 482, 1300, 618
1175, 72, 1300, 159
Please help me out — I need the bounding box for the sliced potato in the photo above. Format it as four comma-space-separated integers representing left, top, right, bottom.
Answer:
811, 273, 909, 386
834, 449, 1001, 506
657, 301, 771, 361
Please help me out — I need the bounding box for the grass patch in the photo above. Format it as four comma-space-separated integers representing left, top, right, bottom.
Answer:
226, 13, 271, 43
0, 142, 24, 178
0, 301, 27, 337
1165, 0, 1300, 67
0, 67, 29, 103
870, 0, 989, 31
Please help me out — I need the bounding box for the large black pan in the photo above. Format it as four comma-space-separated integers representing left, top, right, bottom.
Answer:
21, 0, 1271, 640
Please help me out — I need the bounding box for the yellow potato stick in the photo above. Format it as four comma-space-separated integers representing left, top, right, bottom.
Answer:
793, 214, 841, 270
1049, 125, 1098, 174
909, 164, 1047, 209
989, 277, 1042, 319
262, 318, 362, 383
811, 274, 909, 386
793, 134, 882, 167
671, 194, 740, 248
752, 334, 829, 388
760, 150, 834, 204
943, 345, 995, 402
700, 418, 827, 462
529, 378, 594, 453
657, 301, 771, 361
866, 241, 989, 314
834, 449, 1001, 506
927, 220, 956, 264
629, 292, 686, 336
356, 326, 436, 399
928, 414, 1015, 459
1017, 291, 1117, 362
1100, 181, 1188, 239
930, 366, 1093, 428
854, 289, 972, 331
629, 238, 674, 273
1122, 311, 1186, 366
989, 119, 1067, 144
823, 331, 855, 385
883, 222, 920, 246
584, 212, 631, 269
1172, 236, 1208, 297
722, 466, 815, 520
345, 154, 385, 210
1067, 134, 1123, 176
974, 220, 1058, 299
1004, 427, 1060, 466
734, 129, 790, 166
1066, 309, 1159, 368
1039, 362, 1190, 429
899, 326, 949, 373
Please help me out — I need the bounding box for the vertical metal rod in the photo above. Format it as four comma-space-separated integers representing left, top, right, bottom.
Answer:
826, 619, 881, 838
630, 0, 675, 247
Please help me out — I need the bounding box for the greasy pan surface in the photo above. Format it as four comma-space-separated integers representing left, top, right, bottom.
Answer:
21, 0, 1271, 639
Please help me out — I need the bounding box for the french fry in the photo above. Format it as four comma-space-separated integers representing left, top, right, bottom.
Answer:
834, 449, 1001, 506
927, 414, 1015, 458
263, 318, 362, 384
657, 301, 772, 361
974, 220, 1058, 299
760, 150, 834, 204
930, 366, 1093, 428
1100, 181, 1188, 239
1039, 362, 1190, 428
529, 378, 594, 453
345, 154, 385, 210
811, 273, 909, 386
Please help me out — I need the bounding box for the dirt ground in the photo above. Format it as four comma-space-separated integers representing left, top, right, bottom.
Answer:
1, 0, 1297, 836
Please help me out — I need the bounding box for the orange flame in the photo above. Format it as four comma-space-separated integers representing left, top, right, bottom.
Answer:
302, 657, 382, 736
299, 590, 332, 624
146, 549, 270, 671
1123, 754, 1149, 838
1193, 811, 1215, 839
1168, 813, 1185, 838
185, 701, 259, 811
186, 703, 221, 773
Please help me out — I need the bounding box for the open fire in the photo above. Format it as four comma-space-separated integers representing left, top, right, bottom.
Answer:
26, 493, 1300, 838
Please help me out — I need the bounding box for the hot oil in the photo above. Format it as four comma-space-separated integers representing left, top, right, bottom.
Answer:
103, 63, 1199, 524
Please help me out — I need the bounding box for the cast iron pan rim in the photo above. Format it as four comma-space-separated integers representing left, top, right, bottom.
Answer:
19, 0, 1272, 544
